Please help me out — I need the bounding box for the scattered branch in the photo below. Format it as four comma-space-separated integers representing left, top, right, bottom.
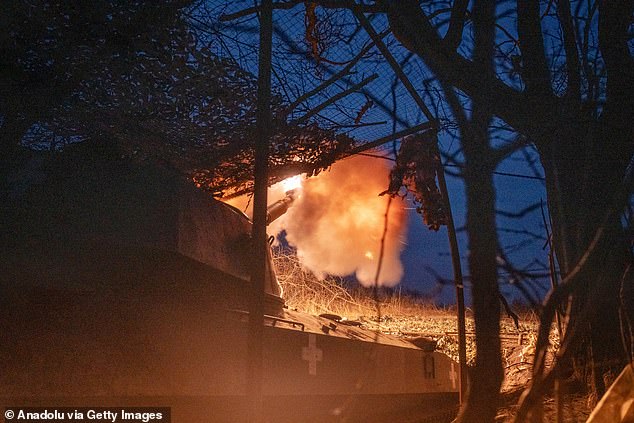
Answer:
497, 202, 542, 219
284, 37, 381, 116
289, 73, 378, 125
444, 0, 469, 51
354, 9, 437, 123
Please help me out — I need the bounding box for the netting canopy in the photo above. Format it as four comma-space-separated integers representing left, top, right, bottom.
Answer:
184, 0, 443, 196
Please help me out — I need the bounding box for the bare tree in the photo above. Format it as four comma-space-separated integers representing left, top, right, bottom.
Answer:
439, 2, 505, 420
302, 1, 634, 419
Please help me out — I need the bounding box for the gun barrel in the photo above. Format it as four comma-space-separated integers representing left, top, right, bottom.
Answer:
266, 190, 296, 225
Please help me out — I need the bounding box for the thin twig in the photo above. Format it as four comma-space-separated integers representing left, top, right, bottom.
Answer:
289, 74, 378, 125
284, 37, 382, 116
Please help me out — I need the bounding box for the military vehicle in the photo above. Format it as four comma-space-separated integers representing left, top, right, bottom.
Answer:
0, 150, 459, 422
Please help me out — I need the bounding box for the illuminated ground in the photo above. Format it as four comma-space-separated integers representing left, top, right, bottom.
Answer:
274, 250, 593, 422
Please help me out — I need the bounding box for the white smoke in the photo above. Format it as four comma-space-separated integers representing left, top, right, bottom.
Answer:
227, 156, 407, 286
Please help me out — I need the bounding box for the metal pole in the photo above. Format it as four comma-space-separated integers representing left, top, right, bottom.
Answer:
248, 0, 273, 421
434, 141, 468, 403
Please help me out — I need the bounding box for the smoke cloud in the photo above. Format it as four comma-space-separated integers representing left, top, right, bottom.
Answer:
227, 156, 407, 286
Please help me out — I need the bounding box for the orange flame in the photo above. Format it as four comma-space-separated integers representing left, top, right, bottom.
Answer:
281, 175, 302, 192
282, 156, 406, 286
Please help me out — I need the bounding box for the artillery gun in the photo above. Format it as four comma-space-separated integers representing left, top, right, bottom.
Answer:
0, 152, 459, 422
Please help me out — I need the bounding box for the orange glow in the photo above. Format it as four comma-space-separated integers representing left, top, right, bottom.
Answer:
283, 156, 406, 286
225, 175, 304, 217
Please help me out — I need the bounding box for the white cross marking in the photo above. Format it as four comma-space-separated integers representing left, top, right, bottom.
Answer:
449, 362, 458, 389
302, 334, 323, 376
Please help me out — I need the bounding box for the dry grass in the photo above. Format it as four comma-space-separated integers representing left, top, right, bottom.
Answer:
273, 248, 544, 366
273, 249, 375, 318
273, 247, 447, 318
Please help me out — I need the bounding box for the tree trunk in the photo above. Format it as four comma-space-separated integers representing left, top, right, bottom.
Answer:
458, 160, 504, 422
535, 0, 634, 404
455, 2, 504, 421
536, 104, 633, 409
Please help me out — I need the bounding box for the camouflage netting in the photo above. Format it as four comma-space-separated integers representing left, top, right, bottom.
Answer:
190, 122, 355, 199
6, 1, 453, 204
384, 132, 448, 231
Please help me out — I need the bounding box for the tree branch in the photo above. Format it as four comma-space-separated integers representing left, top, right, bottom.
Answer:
516, 0, 552, 96
289, 73, 378, 125
343, 122, 435, 157
497, 202, 542, 218
444, 0, 469, 52
556, 0, 581, 101
221, 1, 303, 21
284, 36, 381, 117
220, 0, 385, 21
353, 10, 437, 123
385, 0, 559, 141
270, 23, 412, 127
